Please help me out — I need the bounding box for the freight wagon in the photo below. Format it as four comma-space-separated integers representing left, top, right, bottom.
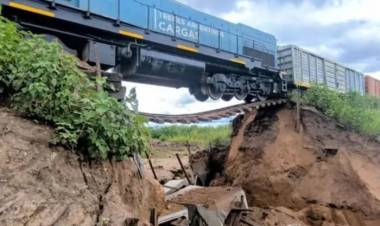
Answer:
365, 76, 380, 98
278, 45, 365, 95
0, 0, 287, 102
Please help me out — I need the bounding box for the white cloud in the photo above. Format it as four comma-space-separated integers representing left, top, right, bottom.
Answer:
124, 82, 241, 114
367, 71, 380, 80
311, 0, 380, 24
223, 1, 314, 30
223, 0, 380, 27
221, 0, 380, 73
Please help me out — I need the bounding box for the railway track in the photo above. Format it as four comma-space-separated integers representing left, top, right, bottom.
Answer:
140, 99, 287, 124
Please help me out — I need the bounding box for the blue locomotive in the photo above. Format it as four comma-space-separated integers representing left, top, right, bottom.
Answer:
0, 0, 287, 101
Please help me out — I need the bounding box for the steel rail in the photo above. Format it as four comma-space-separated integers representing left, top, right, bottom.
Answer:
140, 99, 287, 124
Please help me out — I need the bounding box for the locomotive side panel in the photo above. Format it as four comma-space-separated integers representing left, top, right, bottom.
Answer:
53, 0, 277, 67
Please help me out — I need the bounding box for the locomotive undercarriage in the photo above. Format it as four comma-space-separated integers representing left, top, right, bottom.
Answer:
118, 47, 284, 102
39, 34, 282, 103
44, 37, 284, 103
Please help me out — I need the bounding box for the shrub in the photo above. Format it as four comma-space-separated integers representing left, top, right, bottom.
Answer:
301, 85, 380, 136
0, 17, 148, 159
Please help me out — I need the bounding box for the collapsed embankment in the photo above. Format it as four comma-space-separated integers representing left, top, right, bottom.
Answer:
2, 101, 380, 226
0, 108, 164, 226
224, 106, 380, 226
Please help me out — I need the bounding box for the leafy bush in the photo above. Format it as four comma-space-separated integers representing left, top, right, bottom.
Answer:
149, 125, 231, 146
0, 17, 148, 159
301, 85, 380, 136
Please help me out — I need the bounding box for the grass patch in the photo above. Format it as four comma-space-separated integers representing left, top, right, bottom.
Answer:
149, 125, 231, 147
300, 85, 380, 136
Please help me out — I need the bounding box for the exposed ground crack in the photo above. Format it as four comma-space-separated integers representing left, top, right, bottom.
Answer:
23, 205, 46, 225
95, 160, 114, 226
50, 206, 69, 226
95, 194, 105, 226
78, 158, 89, 186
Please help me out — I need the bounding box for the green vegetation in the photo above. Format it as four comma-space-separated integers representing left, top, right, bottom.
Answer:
0, 17, 148, 159
300, 85, 380, 136
149, 125, 231, 146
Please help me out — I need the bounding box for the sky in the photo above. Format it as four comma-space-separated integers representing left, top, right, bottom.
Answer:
126, 0, 380, 115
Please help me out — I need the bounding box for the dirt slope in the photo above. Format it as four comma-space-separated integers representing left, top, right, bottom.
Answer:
0, 108, 164, 226
226, 106, 380, 226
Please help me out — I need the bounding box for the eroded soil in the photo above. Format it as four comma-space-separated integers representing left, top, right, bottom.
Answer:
0, 108, 164, 226
225, 106, 380, 226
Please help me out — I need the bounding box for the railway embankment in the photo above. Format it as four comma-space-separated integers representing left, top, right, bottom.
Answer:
191, 105, 380, 226
0, 107, 164, 226
1, 102, 380, 226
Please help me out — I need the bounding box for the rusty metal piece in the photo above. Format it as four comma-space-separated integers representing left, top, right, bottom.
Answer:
146, 152, 158, 180
176, 153, 192, 185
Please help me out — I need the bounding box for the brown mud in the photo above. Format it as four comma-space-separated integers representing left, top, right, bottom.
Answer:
0, 108, 164, 226
224, 106, 380, 226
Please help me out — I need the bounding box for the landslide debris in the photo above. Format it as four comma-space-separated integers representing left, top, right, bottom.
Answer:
224, 106, 380, 226
0, 108, 164, 226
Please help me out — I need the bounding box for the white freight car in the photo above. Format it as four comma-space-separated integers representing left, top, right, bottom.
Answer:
278, 45, 365, 94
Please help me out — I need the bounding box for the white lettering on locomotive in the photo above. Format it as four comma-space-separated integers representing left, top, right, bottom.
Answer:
154, 9, 224, 42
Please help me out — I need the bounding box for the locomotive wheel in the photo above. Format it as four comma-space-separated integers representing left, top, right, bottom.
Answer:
234, 88, 248, 100
257, 94, 268, 101
234, 78, 249, 100
207, 83, 225, 100
258, 82, 271, 101
221, 94, 233, 101
207, 74, 227, 100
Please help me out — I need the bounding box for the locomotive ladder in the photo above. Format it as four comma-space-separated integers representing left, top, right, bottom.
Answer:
139, 99, 287, 124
